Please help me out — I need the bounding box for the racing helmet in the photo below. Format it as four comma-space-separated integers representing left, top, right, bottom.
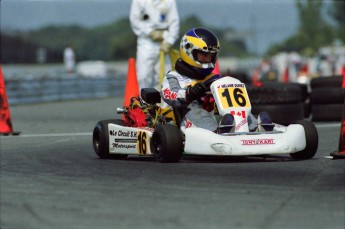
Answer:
180, 28, 220, 78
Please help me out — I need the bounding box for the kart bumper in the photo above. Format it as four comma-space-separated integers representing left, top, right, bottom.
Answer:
184, 124, 306, 156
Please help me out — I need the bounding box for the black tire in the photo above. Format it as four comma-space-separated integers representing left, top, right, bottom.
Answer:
310, 75, 342, 88
289, 82, 309, 102
229, 72, 250, 84
311, 104, 344, 122
251, 103, 304, 125
290, 120, 318, 160
92, 119, 128, 159
151, 125, 184, 163
310, 88, 344, 104
304, 101, 311, 118
247, 82, 302, 104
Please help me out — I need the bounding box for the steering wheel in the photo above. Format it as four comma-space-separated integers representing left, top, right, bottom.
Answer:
202, 75, 221, 90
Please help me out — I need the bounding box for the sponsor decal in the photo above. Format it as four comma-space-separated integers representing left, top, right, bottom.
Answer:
236, 118, 247, 131
185, 119, 193, 128
110, 130, 138, 150
241, 139, 275, 145
109, 130, 137, 138
112, 138, 137, 148
162, 88, 177, 100
218, 83, 244, 88
112, 143, 136, 149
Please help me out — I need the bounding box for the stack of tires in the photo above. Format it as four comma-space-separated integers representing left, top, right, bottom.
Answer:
247, 82, 308, 125
310, 75, 344, 122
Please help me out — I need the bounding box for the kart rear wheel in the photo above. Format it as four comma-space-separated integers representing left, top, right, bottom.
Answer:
93, 119, 128, 159
151, 125, 184, 163
290, 120, 318, 160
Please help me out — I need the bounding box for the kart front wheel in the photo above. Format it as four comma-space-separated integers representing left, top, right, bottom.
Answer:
93, 119, 128, 159
151, 125, 184, 163
290, 120, 318, 160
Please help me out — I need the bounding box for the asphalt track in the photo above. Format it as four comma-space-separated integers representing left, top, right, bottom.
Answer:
1, 97, 344, 229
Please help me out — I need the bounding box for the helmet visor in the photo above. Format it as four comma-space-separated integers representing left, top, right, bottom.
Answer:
193, 50, 217, 64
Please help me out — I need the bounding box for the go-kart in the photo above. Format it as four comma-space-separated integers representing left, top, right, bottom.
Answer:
92, 76, 318, 162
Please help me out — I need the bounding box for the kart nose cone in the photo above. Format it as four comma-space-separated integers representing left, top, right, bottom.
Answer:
210, 143, 232, 155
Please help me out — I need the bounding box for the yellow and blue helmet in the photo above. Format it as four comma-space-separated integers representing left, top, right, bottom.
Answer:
180, 28, 220, 77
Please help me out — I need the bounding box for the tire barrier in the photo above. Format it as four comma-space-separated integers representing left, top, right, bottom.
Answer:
310, 104, 344, 121
310, 75, 344, 122
310, 75, 342, 88
294, 82, 311, 118
251, 103, 305, 125
247, 82, 305, 125
311, 88, 344, 104
247, 82, 302, 104
229, 72, 251, 84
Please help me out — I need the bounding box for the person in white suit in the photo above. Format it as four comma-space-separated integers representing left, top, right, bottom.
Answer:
63, 45, 76, 73
130, 0, 180, 90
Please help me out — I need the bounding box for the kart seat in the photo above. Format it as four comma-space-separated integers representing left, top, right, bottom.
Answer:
141, 88, 161, 104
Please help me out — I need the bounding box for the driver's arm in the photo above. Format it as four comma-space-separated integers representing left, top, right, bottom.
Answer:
161, 73, 190, 107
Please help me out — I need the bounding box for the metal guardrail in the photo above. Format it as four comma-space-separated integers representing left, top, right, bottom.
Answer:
5, 76, 127, 105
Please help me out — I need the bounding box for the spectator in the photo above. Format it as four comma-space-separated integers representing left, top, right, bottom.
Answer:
63, 45, 76, 73
317, 55, 333, 76
129, 0, 180, 90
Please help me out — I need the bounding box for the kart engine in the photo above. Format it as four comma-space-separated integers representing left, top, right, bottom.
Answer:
118, 97, 167, 128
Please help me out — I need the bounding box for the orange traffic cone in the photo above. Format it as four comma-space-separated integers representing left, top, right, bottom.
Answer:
301, 64, 308, 75
0, 65, 20, 135
330, 97, 345, 159
123, 58, 140, 107
212, 60, 220, 75
283, 67, 289, 83
252, 68, 263, 87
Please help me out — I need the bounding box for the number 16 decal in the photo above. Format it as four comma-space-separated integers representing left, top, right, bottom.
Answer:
219, 87, 249, 108
137, 131, 147, 155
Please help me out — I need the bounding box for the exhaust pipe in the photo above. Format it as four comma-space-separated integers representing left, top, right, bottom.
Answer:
116, 108, 126, 114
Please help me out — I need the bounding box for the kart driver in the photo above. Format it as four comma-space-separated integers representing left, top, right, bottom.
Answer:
160, 27, 273, 133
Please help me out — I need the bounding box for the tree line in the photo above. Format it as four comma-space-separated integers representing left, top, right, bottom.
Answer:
267, 0, 345, 56
2, 0, 343, 64
1, 16, 248, 64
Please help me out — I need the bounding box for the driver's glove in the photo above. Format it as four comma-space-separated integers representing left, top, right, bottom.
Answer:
160, 42, 172, 53
149, 30, 164, 42
185, 82, 207, 102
